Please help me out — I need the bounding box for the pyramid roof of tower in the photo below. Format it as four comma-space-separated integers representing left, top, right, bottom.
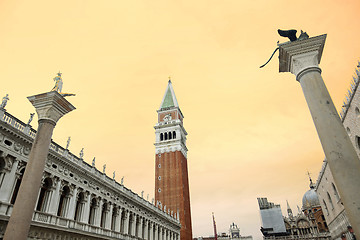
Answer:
159, 80, 179, 110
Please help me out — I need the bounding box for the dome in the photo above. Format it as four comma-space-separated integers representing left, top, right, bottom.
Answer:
302, 188, 320, 208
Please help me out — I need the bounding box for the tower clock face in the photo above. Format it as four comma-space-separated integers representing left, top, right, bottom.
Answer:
163, 113, 172, 122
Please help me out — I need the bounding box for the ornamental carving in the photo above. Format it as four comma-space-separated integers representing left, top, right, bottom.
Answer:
23, 147, 30, 155
14, 142, 22, 152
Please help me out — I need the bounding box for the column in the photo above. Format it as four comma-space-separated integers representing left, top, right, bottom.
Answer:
114, 207, 122, 232
143, 219, 149, 240
149, 222, 154, 240
124, 210, 130, 235
66, 185, 78, 219
154, 224, 159, 240
0, 158, 19, 202
4, 92, 75, 240
105, 202, 113, 230
131, 214, 136, 236
47, 178, 61, 215
139, 217, 143, 238
81, 192, 91, 223
278, 34, 360, 236
94, 198, 102, 227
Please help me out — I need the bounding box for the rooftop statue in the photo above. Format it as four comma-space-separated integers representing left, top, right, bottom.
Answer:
27, 113, 35, 125
0, 94, 9, 110
51, 72, 75, 97
260, 29, 309, 68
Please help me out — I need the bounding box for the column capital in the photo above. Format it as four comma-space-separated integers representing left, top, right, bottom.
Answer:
278, 34, 327, 79
27, 91, 75, 125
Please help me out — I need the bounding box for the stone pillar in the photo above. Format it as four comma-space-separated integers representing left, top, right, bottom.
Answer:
154, 224, 159, 240
139, 217, 144, 238
143, 219, 149, 240
124, 210, 130, 235
47, 177, 61, 215
0, 157, 19, 203
278, 34, 360, 236
66, 185, 78, 219
4, 91, 75, 240
149, 222, 154, 240
94, 198, 103, 227
105, 202, 113, 230
131, 214, 136, 236
114, 207, 122, 232
81, 192, 90, 223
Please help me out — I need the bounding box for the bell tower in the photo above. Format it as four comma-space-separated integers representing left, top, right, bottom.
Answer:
154, 80, 192, 240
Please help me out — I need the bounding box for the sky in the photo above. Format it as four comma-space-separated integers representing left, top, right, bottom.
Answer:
1, 1, 360, 239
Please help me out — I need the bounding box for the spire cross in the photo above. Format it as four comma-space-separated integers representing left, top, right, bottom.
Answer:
168, 76, 171, 82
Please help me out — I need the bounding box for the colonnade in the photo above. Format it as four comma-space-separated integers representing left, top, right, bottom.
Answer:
0, 156, 180, 240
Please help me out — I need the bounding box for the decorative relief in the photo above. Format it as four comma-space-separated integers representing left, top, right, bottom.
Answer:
23, 147, 30, 156
14, 142, 22, 152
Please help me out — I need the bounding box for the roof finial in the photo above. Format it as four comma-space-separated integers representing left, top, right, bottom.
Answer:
307, 171, 314, 188
168, 76, 171, 83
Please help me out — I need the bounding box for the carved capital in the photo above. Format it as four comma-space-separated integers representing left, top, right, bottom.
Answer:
278, 34, 326, 79
27, 91, 75, 125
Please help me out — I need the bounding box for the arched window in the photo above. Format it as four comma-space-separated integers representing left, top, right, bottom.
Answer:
160, 133, 163, 141
100, 201, 108, 228
11, 168, 25, 204
36, 177, 53, 212
74, 192, 85, 221
168, 132, 172, 140
331, 183, 340, 201
173, 131, 176, 139
322, 199, 329, 215
327, 192, 334, 210
164, 132, 168, 140
88, 197, 97, 225
57, 185, 70, 217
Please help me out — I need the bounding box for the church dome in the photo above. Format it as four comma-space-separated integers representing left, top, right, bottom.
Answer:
302, 188, 320, 208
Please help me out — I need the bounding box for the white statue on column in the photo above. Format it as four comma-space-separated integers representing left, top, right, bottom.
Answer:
103, 164, 106, 174
92, 157, 96, 167
113, 171, 116, 180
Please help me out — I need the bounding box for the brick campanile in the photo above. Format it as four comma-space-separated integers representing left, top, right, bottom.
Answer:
154, 80, 192, 240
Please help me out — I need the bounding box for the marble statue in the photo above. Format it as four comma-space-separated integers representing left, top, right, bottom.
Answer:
27, 113, 35, 125
79, 148, 84, 159
92, 157, 95, 167
66, 137, 71, 150
0, 94, 9, 109
103, 164, 106, 173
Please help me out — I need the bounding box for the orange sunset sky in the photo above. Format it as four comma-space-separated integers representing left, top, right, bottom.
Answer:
1, 1, 360, 239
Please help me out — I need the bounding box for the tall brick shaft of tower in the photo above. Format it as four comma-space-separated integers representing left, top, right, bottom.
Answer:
154, 80, 193, 240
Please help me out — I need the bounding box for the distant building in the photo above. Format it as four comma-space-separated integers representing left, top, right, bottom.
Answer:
194, 222, 253, 240
257, 196, 331, 240
315, 62, 360, 240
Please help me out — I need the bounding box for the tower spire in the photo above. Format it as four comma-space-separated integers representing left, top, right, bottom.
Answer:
159, 79, 179, 110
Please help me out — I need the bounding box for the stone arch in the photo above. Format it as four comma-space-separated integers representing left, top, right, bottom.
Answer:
168, 132, 172, 140
164, 132, 168, 140
173, 131, 176, 139
160, 133, 163, 141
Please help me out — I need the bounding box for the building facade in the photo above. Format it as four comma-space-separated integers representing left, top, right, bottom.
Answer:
315, 62, 360, 240
0, 102, 180, 239
154, 80, 193, 240
257, 197, 330, 240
